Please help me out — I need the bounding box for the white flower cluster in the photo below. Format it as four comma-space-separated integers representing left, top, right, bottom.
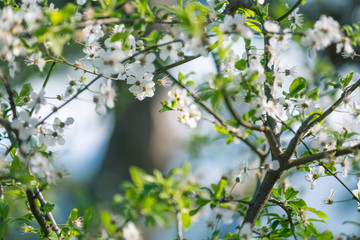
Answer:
0, 2, 45, 77
219, 14, 254, 41
167, 87, 201, 128
37, 117, 74, 147
30, 153, 57, 184
302, 15, 354, 57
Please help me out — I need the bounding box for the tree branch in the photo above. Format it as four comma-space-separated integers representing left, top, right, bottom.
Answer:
26, 189, 52, 236
284, 79, 360, 160
222, 89, 268, 132
162, 66, 266, 158
154, 55, 201, 76
288, 143, 360, 168
0, 71, 18, 119
34, 187, 61, 235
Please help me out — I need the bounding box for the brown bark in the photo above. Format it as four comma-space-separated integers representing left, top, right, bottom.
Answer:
243, 169, 283, 227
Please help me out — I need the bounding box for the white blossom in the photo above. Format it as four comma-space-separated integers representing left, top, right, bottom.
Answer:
27, 89, 46, 113
352, 179, 360, 207
220, 14, 253, 40
264, 21, 280, 33
11, 111, 39, 141
134, 53, 156, 73
239, 222, 256, 240
234, 159, 250, 184
157, 35, 182, 62
82, 21, 104, 45
178, 104, 201, 128
93, 49, 125, 75
288, 8, 303, 31
123, 222, 142, 240
214, 208, 234, 225
305, 164, 324, 189
127, 73, 156, 101
77, 0, 86, 5
30, 153, 56, 184
25, 52, 46, 72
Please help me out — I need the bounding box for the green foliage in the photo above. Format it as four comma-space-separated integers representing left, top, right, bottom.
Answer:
113, 163, 201, 229
288, 77, 306, 98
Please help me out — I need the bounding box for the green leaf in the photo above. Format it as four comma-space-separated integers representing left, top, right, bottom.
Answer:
181, 212, 191, 229
0, 221, 7, 240
214, 2, 225, 11
284, 187, 299, 200
159, 101, 174, 113
322, 162, 336, 173
129, 166, 146, 189
20, 83, 33, 97
186, 80, 195, 86
289, 77, 306, 97
288, 198, 306, 208
0, 199, 9, 219
235, 59, 247, 70
214, 125, 229, 135
189, 206, 202, 216
214, 178, 227, 198
42, 202, 55, 213
67, 208, 78, 224
50, 11, 64, 26
343, 220, 360, 227
316, 231, 334, 240
47, 231, 59, 240
340, 71, 353, 89
302, 206, 329, 219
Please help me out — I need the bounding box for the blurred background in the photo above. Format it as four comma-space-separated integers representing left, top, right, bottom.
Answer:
5, 0, 360, 239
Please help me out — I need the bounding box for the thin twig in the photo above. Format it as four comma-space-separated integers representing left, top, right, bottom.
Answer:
154, 55, 201, 76
30, 61, 57, 116
0, 71, 17, 119
121, 39, 183, 63
268, 197, 299, 240
222, 89, 268, 132
277, 0, 303, 22
76, 17, 181, 28
38, 75, 102, 125
220, 198, 252, 205
176, 210, 183, 240
319, 163, 360, 204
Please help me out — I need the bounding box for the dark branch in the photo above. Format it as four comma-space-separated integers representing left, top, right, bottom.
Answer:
284, 79, 360, 160
26, 189, 52, 236
288, 143, 360, 168
34, 187, 61, 235
222, 89, 268, 132
0, 71, 18, 119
